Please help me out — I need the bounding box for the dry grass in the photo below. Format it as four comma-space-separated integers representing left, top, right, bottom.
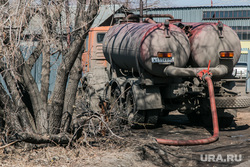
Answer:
0, 142, 156, 167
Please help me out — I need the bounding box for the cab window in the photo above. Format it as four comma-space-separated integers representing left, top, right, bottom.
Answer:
85, 35, 89, 52
97, 33, 105, 43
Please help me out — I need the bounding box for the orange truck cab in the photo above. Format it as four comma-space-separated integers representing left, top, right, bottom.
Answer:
81, 26, 111, 112
82, 26, 110, 73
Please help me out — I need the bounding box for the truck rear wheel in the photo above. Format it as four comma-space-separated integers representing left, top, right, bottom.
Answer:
145, 109, 159, 125
110, 87, 123, 118
124, 89, 159, 127
125, 89, 145, 127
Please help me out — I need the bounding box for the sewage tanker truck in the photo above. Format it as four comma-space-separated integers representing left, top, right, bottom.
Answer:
81, 17, 250, 130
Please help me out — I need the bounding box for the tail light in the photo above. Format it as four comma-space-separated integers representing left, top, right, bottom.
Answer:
220, 51, 234, 58
157, 52, 172, 58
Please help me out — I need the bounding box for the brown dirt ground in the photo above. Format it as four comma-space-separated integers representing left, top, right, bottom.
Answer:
1, 107, 250, 167
1, 83, 250, 167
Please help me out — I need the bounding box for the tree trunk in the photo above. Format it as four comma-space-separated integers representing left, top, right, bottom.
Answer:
0, 0, 101, 145
61, 52, 82, 132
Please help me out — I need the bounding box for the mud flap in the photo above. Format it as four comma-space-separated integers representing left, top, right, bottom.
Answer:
132, 84, 163, 110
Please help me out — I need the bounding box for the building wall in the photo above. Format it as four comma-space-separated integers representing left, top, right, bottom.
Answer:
143, 6, 250, 26
135, 6, 250, 40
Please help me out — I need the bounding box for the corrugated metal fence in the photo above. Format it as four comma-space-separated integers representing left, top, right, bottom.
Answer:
1, 43, 62, 98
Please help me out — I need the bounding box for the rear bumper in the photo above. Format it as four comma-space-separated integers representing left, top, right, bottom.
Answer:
164, 65, 228, 77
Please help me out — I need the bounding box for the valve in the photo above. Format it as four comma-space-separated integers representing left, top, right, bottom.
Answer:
197, 60, 212, 81
164, 20, 170, 38
217, 21, 223, 38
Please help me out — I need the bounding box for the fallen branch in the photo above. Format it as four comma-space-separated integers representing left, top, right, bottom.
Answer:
16, 132, 71, 144
0, 140, 21, 149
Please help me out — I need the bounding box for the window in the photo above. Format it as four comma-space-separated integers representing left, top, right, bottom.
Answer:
238, 11, 242, 17
231, 26, 250, 40
234, 11, 238, 17
220, 11, 224, 18
229, 11, 233, 17
216, 11, 219, 18
243, 33, 248, 40
225, 11, 229, 18
211, 11, 215, 18
207, 11, 211, 18
231, 26, 236, 30
97, 33, 105, 43
237, 32, 242, 40
243, 11, 247, 17
203, 10, 250, 19
85, 35, 89, 51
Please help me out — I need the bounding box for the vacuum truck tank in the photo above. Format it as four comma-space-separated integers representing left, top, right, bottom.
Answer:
182, 22, 241, 68
164, 22, 242, 78
103, 23, 191, 77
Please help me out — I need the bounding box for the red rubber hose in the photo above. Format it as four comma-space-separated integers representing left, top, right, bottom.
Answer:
156, 76, 219, 146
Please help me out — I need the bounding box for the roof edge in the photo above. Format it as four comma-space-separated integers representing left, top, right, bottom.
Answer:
131, 5, 250, 11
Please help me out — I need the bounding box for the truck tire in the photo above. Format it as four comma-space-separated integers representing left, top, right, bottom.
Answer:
110, 87, 123, 118
215, 96, 250, 108
146, 110, 159, 125
125, 90, 145, 127
83, 86, 100, 112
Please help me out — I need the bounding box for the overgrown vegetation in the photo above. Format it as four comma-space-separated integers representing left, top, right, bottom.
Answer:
0, 0, 105, 146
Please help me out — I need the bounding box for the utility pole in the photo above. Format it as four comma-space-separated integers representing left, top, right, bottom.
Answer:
140, 0, 143, 22
110, 0, 115, 26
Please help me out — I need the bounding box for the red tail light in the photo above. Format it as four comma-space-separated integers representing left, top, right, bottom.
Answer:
220, 51, 234, 58
157, 52, 172, 58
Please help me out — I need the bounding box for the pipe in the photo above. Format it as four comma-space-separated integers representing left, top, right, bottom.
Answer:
124, 14, 174, 21
143, 14, 174, 19
156, 76, 219, 145
144, 18, 156, 24
123, 14, 140, 23
164, 65, 228, 77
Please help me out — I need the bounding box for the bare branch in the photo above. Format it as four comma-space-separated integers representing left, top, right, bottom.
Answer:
0, 140, 21, 149
25, 42, 44, 70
